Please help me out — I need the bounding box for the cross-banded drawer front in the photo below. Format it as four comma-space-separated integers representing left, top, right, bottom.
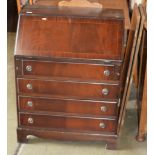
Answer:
19, 113, 117, 133
22, 60, 121, 81
17, 79, 120, 100
19, 96, 118, 116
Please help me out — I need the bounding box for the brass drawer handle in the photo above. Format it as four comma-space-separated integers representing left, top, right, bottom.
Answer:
28, 117, 34, 124
26, 83, 33, 90
102, 88, 109, 96
100, 106, 107, 112
116, 72, 120, 76
27, 101, 33, 107
104, 69, 110, 76
99, 122, 106, 129
42, 17, 47, 21
26, 65, 32, 72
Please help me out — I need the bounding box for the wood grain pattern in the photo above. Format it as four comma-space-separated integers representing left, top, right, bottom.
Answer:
15, 0, 130, 43
137, 29, 147, 102
18, 96, 118, 116
17, 78, 120, 100
136, 68, 147, 141
136, 7, 147, 141
117, 4, 141, 134
19, 113, 117, 132
17, 126, 117, 150
118, 4, 145, 134
22, 60, 121, 81
33, 0, 130, 29
14, 2, 127, 149
15, 7, 124, 60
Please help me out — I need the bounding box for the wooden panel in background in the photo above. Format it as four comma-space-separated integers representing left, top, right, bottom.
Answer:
117, 4, 141, 134
8, 0, 18, 32
117, 4, 146, 134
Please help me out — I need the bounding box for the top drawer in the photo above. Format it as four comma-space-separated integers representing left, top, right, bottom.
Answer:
21, 60, 121, 81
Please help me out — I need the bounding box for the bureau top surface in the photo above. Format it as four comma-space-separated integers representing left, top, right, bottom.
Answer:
21, 5, 124, 20
32, 0, 130, 29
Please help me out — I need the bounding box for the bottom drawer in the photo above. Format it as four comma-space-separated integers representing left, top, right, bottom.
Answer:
19, 113, 117, 133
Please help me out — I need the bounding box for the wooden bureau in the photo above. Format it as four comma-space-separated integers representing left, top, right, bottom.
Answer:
14, 3, 130, 149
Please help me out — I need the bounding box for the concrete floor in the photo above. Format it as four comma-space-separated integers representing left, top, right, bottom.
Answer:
8, 33, 146, 155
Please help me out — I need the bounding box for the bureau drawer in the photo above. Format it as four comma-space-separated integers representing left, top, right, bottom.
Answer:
17, 79, 120, 100
19, 113, 117, 133
19, 96, 118, 116
22, 60, 121, 81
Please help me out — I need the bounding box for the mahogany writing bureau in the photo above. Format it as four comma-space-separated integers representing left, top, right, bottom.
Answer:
14, 0, 131, 150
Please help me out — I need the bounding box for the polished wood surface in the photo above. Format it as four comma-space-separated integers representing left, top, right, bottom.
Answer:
33, 0, 130, 29
22, 60, 121, 81
14, 2, 129, 149
16, 0, 131, 29
19, 96, 118, 116
18, 78, 119, 99
17, 127, 117, 150
15, 7, 124, 60
19, 113, 117, 133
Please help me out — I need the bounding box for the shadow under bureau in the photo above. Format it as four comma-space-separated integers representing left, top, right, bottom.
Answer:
14, 6, 127, 150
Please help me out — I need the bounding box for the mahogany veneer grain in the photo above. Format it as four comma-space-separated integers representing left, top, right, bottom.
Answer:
14, 4, 129, 150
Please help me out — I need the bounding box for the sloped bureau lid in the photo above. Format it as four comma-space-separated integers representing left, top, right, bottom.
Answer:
14, 6, 124, 60
31, 0, 130, 30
